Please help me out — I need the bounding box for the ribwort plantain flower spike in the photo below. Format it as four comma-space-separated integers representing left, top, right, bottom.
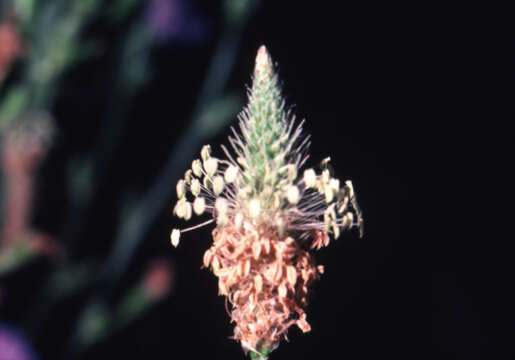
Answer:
171, 45, 363, 359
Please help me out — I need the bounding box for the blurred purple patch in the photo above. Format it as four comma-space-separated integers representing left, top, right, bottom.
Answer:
145, 0, 210, 45
0, 323, 39, 360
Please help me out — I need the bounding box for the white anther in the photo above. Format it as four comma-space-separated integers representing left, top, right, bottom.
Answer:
170, 229, 180, 247
204, 158, 218, 177
184, 169, 192, 184
338, 197, 349, 214
215, 197, 228, 215
330, 178, 340, 192
332, 220, 340, 239
345, 180, 355, 198
203, 176, 211, 190
217, 214, 228, 227
322, 169, 330, 183
177, 201, 192, 220
192, 159, 202, 177
234, 213, 243, 232
176, 179, 185, 199
287, 185, 300, 204
193, 197, 205, 215
200, 144, 211, 161
303, 168, 316, 188
248, 198, 261, 218
174, 198, 186, 217
325, 187, 334, 203
224, 165, 238, 183
212, 176, 225, 196
190, 178, 201, 197
320, 157, 331, 167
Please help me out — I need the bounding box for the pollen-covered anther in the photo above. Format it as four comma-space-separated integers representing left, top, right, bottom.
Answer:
234, 213, 244, 231
332, 221, 340, 239
325, 186, 334, 203
330, 178, 340, 192
200, 144, 211, 161
224, 165, 239, 183
345, 180, 355, 198
286, 185, 300, 204
248, 198, 261, 218
190, 178, 201, 197
170, 229, 180, 247
338, 197, 349, 214
303, 168, 317, 188
322, 169, 330, 184
192, 159, 202, 177
184, 169, 192, 184
213, 176, 225, 195
193, 197, 206, 215
342, 212, 354, 229
203, 176, 212, 191
175, 200, 192, 220
176, 179, 185, 198
204, 158, 218, 177
215, 198, 229, 226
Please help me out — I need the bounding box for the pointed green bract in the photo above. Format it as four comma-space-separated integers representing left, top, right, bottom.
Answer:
234, 46, 306, 214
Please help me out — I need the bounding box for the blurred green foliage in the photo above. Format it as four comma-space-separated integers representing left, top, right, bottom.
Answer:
0, 0, 260, 358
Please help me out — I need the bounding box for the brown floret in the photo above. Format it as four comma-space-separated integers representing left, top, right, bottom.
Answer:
203, 222, 322, 353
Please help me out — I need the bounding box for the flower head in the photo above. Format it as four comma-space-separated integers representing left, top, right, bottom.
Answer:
171, 45, 363, 358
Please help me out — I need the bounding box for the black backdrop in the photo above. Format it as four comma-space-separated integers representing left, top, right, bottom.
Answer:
4, 1, 509, 359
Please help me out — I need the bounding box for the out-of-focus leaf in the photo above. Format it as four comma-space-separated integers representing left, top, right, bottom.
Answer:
108, 0, 140, 23
67, 40, 105, 66
0, 241, 35, 275
14, 0, 35, 30
67, 156, 93, 208
223, 0, 260, 27
73, 301, 110, 349
114, 286, 151, 330
194, 93, 242, 137
0, 86, 28, 131
46, 261, 95, 300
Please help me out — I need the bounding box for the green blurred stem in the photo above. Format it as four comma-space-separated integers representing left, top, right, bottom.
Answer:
100, 7, 255, 290
66, 4, 258, 357
62, 16, 150, 252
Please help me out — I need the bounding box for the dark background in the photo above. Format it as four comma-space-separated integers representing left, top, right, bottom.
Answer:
2, 1, 510, 359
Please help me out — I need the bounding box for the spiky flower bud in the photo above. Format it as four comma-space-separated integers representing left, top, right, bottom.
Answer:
170, 45, 363, 359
